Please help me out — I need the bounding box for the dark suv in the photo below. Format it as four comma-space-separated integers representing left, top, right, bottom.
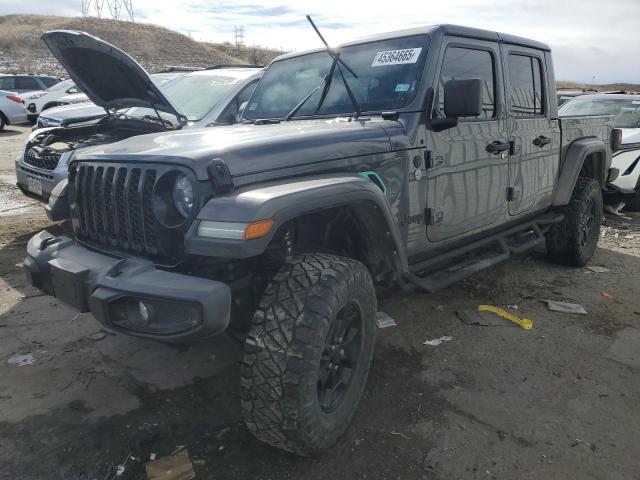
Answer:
26, 25, 616, 455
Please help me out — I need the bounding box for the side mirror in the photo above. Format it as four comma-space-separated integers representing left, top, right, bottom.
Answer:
444, 79, 483, 118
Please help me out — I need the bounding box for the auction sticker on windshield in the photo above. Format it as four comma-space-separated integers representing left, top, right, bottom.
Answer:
372, 48, 422, 67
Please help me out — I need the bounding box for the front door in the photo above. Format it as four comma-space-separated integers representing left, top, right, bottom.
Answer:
502, 46, 558, 216
425, 38, 509, 243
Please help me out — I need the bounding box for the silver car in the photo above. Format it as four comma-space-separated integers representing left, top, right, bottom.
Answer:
0, 90, 28, 130
15, 33, 263, 201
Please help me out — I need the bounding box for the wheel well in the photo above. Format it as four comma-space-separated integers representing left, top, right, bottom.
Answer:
271, 203, 401, 287
579, 151, 606, 187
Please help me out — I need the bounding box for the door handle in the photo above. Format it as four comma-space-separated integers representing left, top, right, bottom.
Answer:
486, 141, 510, 154
533, 135, 551, 147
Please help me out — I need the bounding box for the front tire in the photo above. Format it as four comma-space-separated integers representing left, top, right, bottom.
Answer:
625, 187, 640, 212
240, 253, 376, 455
546, 177, 602, 266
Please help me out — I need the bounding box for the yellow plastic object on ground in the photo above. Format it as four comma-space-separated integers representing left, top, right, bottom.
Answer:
478, 305, 533, 330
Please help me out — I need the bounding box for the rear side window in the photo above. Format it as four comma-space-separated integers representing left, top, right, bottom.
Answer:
508, 54, 544, 116
0, 77, 15, 90
40, 77, 59, 88
16, 77, 40, 90
435, 47, 496, 119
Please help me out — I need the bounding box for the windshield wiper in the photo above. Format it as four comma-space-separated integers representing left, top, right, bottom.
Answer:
306, 15, 361, 119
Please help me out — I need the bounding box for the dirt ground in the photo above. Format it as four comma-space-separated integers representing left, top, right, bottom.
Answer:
1, 124, 639, 480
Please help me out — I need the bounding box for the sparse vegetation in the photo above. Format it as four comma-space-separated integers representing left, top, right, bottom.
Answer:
557, 80, 640, 93
0, 14, 284, 76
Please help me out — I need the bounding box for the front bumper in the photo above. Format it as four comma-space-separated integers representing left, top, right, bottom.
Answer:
24, 230, 231, 342
15, 156, 68, 202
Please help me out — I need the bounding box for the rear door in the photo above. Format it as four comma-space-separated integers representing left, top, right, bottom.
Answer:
425, 38, 509, 242
502, 47, 559, 215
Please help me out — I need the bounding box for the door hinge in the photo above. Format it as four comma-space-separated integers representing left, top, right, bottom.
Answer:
426, 207, 444, 225
424, 151, 444, 169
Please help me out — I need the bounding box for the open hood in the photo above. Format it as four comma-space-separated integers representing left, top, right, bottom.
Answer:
41, 30, 185, 124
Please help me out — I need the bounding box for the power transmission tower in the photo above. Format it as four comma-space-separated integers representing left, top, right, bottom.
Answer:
234, 26, 245, 47
81, 0, 134, 21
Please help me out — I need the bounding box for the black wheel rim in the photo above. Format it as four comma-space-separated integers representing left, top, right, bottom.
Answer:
317, 301, 363, 413
579, 196, 596, 247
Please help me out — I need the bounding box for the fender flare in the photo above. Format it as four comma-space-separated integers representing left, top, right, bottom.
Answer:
553, 138, 607, 206
185, 174, 408, 274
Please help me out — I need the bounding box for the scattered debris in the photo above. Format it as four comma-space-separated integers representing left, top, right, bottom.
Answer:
433, 304, 445, 312
145, 449, 195, 480
390, 431, 410, 439
150, 453, 157, 461
88, 332, 107, 341
458, 309, 509, 326
115, 464, 126, 476
601, 291, 614, 300
423, 336, 453, 346
572, 438, 597, 451
506, 304, 519, 310
376, 311, 397, 329
586, 266, 610, 273
7, 353, 35, 367
604, 201, 628, 217
543, 300, 588, 315
478, 305, 532, 330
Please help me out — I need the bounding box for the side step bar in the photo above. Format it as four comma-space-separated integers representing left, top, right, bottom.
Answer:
404, 214, 562, 293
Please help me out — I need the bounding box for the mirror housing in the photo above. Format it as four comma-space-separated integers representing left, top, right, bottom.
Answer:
444, 79, 483, 118
237, 101, 248, 122
66, 87, 79, 94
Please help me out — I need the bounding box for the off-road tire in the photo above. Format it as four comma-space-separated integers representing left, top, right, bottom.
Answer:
546, 177, 602, 266
240, 253, 376, 455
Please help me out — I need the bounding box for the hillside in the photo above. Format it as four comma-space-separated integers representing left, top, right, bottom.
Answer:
0, 14, 283, 76
556, 81, 640, 93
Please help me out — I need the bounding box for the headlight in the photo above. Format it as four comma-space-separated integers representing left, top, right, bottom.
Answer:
28, 92, 46, 100
172, 174, 195, 217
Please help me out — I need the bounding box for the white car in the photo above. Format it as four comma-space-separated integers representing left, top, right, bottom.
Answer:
21, 79, 83, 120
0, 90, 28, 130
559, 93, 640, 210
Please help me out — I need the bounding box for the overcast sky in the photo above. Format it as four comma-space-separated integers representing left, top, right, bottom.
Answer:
2, 0, 639, 83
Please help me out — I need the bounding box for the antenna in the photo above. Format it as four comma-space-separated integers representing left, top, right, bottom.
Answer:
81, 0, 134, 21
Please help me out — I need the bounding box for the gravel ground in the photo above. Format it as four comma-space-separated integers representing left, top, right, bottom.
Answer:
1, 124, 639, 480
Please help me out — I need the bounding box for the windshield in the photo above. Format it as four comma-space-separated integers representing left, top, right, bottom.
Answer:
559, 96, 640, 128
161, 72, 248, 121
244, 35, 429, 120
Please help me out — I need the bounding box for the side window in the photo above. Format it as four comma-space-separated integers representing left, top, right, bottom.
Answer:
508, 54, 544, 117
16, 77, 40, 91
219, 80, 258, 124
0, 77, 15, 90
40, 77, 59, 88
435, 47, 495, 119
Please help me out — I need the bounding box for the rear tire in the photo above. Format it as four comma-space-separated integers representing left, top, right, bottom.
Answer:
0, 113, 5, 131
546, 177, 602, 266
240, 253, 376, 455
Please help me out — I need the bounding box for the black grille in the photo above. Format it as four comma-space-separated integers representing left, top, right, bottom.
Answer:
72, 163, 173, 261
23, 145, 62, 170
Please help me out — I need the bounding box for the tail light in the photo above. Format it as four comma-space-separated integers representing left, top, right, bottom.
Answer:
611, 128, 623, 152
6, 95, 23, 104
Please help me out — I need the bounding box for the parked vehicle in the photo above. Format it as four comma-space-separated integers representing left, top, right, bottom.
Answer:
0, 74, 61, 93
0, 90, 28, 130
556, 88, 596, 106
21, 79, 82, 121
15, 33, 263, 201
25, 25, 616, 456
559, 93, 640, 209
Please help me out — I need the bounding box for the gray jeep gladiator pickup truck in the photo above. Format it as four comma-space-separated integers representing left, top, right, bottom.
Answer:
24, 24, 616, 455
